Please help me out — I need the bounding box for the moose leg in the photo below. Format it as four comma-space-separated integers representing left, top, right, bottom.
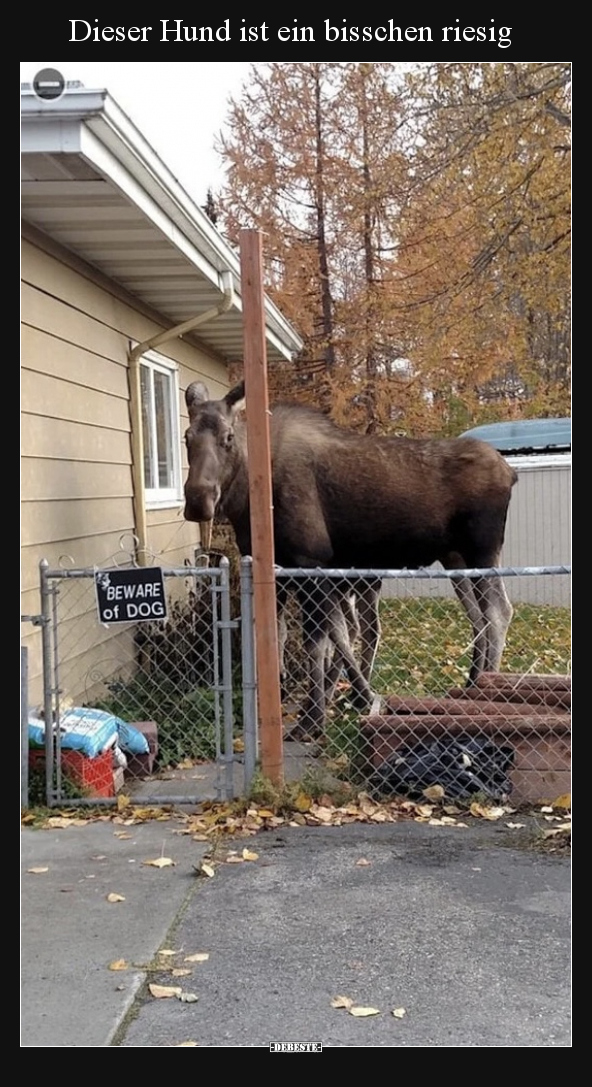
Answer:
452, 574, 513, 683
292, 580, 334, 737
297, 581, 374, 734
276, 587, 289, 702
324, 586, 374, 710
355, 578, 382, 683
479, 574, 513, 672
451, 575, 489, 684
319, 581, 375, 712
323, 584, 360, 705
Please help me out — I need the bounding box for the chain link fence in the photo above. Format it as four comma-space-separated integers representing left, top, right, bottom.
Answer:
276, 566, 571, 808
24, 556, 570, 811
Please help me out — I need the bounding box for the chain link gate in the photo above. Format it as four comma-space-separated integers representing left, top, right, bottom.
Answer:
30, 556, 256, 807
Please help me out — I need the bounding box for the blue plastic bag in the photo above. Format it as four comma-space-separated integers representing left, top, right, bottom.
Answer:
28, 707, 149, 758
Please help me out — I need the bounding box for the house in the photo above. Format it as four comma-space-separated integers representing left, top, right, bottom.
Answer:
21, 82, 303, 703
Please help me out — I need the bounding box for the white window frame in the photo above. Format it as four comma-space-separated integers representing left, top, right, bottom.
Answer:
140, 350, 182, 509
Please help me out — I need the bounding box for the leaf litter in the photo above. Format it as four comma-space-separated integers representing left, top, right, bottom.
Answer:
22, 785, 569, 850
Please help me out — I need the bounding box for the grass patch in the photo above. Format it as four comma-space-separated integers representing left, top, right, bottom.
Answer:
371, 599, 571, 696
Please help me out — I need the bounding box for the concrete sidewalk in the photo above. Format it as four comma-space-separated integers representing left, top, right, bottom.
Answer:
21, 813, 571, 1047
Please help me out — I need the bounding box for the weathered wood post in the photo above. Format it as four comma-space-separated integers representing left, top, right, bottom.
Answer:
239, 229, 284, 786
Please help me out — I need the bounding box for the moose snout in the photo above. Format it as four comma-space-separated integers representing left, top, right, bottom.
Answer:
183, 481, 220, 523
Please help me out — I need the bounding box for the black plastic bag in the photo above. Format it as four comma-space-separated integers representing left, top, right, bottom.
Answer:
369, 736, 515, 801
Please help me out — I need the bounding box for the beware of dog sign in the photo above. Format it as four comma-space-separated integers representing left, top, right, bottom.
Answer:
95, 567, 167, 624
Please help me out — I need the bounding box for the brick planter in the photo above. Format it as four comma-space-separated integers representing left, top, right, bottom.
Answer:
361, 673, 571, 805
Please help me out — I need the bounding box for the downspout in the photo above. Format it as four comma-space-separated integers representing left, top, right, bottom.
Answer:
128, 270, 235, 565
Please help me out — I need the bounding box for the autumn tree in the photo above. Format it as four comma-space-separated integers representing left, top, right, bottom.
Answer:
217, 62, 341, 392
215, 62, 570, 435
389, 62, 571, 431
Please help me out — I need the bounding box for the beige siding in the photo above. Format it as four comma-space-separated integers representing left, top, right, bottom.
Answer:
24, 622, 138, 709
21, 459, 131, 502
21, 414, 132, 463
22, 370, 131, 430
22, 497, 135, 548
22, 324, 130, 397
21, 534, 143, 594
21, 233, 230, 706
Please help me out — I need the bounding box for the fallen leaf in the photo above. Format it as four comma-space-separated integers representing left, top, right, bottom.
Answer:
114, 832, 133, 840
142, 857, 175, 868
391, 1007, 406, 1018
108, 959, 129, 971
171, 968, 191, 977
158, 949, 177, 957
540, 805, 554, 814
293, 792, 312, 812
355, 858, 371, 867
257, 809, 275, 818
551, 793, 571, 809
331, 995, 353, 1009
177, 991, 199, 1003
242, 848, 259, 861
506, 822, 526, 829
106, 893, 125, 903
117, 795, 131, 811
199, 863, 215, 878
225, 855, 244, 864
542, 821, 571, 838
27, 867, 49, 874
233, 738, 245, 752
423, 784, 445, 801
309, 805, 334, 824
184, 953, 209, 963
349, 1006, 381, 1017
469, 802, 506, 820
175, 1041, 199, 1046
149, 984, 182, 999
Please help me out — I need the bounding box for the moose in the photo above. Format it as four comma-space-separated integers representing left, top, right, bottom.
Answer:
183, 380, 517, 734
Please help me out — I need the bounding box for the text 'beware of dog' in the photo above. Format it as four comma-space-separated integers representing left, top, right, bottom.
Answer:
95, 568, 167, 624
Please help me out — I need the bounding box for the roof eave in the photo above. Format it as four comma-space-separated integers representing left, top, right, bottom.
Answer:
21, 86, 303, 362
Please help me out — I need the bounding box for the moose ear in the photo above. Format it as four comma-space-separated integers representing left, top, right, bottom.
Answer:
185, 382, 210, 414
225, 381, 246, 415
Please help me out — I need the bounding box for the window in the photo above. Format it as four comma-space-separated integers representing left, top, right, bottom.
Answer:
140, 352, 182, 507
